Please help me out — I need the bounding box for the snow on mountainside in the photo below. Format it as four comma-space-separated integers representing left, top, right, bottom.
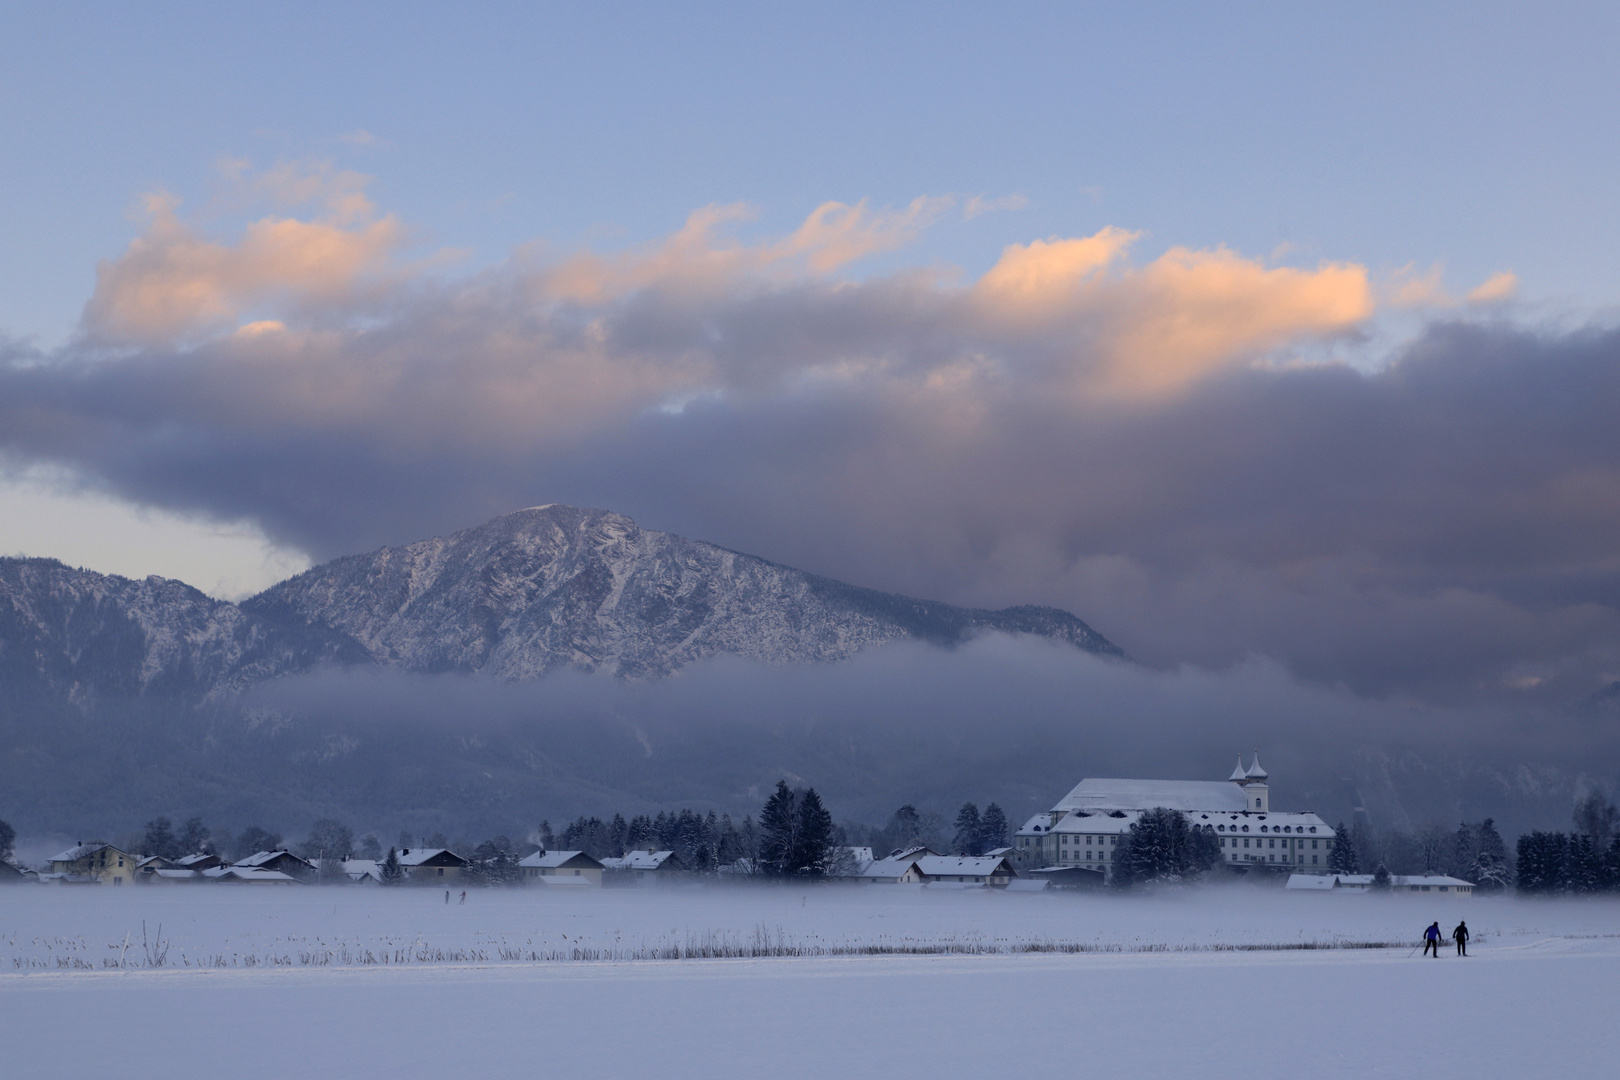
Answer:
244, 505, 1123, 679
0, 558, 365, 704
0, 506, 1121, 707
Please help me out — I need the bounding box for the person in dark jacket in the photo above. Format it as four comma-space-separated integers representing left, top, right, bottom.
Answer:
1423, 921, 1442, 957
1453, 920, 1469, 956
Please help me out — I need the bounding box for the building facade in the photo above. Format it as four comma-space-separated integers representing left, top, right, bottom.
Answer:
1015, 755, 1336, 880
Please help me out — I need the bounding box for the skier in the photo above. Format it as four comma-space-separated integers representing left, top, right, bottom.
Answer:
444, 889, 449, 904
1453, 920, 1469, 956
459, 890, 467, 905
1422, 921, 1442, 957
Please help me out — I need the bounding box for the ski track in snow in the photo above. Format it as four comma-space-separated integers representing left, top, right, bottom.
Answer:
1, 887, 1617, 1078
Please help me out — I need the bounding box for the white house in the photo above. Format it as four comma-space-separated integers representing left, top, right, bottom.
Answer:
517, 849, 604, 886
1288, 873, 1474, 896
855, 854, 925, 884
1015, 755, 1336, 880
914, 854, 1016, 887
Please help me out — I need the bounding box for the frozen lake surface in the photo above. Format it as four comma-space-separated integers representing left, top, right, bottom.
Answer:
3, 884, 1617, 1078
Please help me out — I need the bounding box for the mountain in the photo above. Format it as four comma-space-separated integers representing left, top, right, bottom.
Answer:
0, 505, 1121, 704
245, 505, 1121, 679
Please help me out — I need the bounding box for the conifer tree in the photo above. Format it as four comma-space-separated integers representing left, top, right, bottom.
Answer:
380, 847, 404, 885
1328, 823, 1360, 875
0, 817, 13, 863
978, 804, 1009, 852
953, 803, 983, 856
1371, 862, 1391, 890
1472, 819, 1510, 891
759, 780, 799, 877
794, 788, 835, 877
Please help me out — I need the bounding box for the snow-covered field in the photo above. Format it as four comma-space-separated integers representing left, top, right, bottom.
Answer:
3, 883, 1617, 1078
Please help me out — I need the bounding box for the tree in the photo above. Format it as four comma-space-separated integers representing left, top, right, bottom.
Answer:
1187, 825, 1222, 873
358, 834, 383, 861
301, 819, 354, 862
793, 788, 835, 877
1371, 862, 1392, 890
1115, 807, 1196, 886
142, 817, 182, 860
1471, 819, 1511, 891
953, 803, 982, 856
467, 836, 520, 887
1516, 832, 1560, 893
234, 826, 283, 861
1417, 824, 1449, 876
177, 817, 211, 855
890, 804, 924, 851
1328, 822, 1360, 875
539, 819, 557, 852
380, 847, 404, 885
759, 781, 799, 877
978, 804, 1009, 852
0, 817, 14, 863
1573, 792, 1618, 848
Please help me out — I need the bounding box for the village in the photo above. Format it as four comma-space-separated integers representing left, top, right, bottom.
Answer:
2, 757, 1481, 897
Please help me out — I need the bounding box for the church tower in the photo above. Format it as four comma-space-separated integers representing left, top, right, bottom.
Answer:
1241, 753, 1269, 812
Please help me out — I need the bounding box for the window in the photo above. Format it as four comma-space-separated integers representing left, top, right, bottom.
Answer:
437, 868, 445, 877
1312, 840, 1318, 849
1244, 839, 1250, 848
1312, 856, 1318, 864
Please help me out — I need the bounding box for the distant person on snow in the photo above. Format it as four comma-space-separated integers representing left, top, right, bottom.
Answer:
1423, 922, 1442, 957
1453, 921, 1469, 956
444, 890, 449, 904
459, 890, 467, 905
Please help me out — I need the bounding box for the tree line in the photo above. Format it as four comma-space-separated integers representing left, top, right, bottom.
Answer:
1515, 793, 1620, 893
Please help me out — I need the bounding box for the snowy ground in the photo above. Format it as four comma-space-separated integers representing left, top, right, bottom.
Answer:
3, 883, 1617, 1078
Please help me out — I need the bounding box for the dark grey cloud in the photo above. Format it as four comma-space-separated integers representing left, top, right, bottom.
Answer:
3, 209, 1620, 710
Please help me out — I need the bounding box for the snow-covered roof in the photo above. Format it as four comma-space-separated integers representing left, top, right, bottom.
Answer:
1005, 878, 1048, 892
49, 843, 119, 863
517, 850, 601, 870
1017, 813, 1057, 834
1021, 808, 1331, 838
150, 868, 200, 880
1244, 754, 1269, 780
341, 859, 382, 882
1055, 779, 1252, 814
1392, 875, 1475, 888
1228, 758, 1249, 782
839, 846, 875, 868
174, 853, 220, 868
600, 850, 676, 871
1285, 874, 1339, 890
204, 866, 299, 883
235, 850, 314, 870
915, 855, 1013, 877
857, 855, 923, 881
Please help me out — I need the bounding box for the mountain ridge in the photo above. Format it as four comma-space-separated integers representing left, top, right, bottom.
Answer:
1, 504, 1123, 702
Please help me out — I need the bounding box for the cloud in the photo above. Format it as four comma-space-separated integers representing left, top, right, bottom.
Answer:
4, 174, 1618, 710
1468, 271, 1519, 304
80, 182, 404, 344
962, 193, 1029, 220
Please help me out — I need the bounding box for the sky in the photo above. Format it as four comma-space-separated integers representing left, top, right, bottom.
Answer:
4, 3, 1620, 713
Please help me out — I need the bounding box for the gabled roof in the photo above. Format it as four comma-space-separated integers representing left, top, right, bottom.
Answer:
204, 866, 299, 883
915, 855, 1014, 877
235, 850, 315, 870
341, 859, 382, 882
1392, 875, 1475, 888
856, 855, 923, 880
1055, 779, 1251, 813
517, 850, 603, 870
396, 848, 467, 868
600, 850, 679, 871
49, 843, 122, 863
175, 853, 222, 868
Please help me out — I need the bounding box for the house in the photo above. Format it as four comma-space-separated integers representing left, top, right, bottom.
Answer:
915, 854, 1017, 887
341, 859, 382, 884
517, 849, 604, 886
395, 847, 468, 883
1025, 866, 1104, 890
174, 853, 224, 871
1015, 755, 1336, 880
203, 866, 300, 884
0, 860, 36, 884
855, 854, 925, 884
1392, 875, 1475, 896
600, 849, 686, 886
145, 868, 204, 884
234, 850, 316, 878
48, 843, 140, 885
1286, 873, 1474, 895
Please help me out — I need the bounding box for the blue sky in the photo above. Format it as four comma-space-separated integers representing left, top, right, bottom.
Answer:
4, 3, 1620, 703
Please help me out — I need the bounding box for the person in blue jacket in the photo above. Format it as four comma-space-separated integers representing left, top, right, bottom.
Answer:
1422, 921, 1442, 957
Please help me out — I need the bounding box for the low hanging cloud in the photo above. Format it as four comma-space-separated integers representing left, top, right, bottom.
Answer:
3, 164, 1618, 708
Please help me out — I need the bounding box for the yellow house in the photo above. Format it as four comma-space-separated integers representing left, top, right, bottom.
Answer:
48, 843, 139, 885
